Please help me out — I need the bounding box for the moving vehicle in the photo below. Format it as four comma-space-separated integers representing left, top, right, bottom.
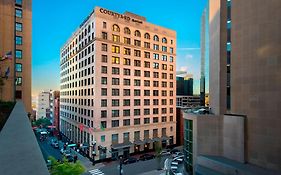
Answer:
66, 155, 74, 162
123, 157, 138, 164
63, 150, 71, 157
139, 153, 155, 161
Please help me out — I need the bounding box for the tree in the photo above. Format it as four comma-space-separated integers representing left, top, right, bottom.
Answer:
32, 117, 51, 127
48, 156, 85, 175
155, 141, 163, 170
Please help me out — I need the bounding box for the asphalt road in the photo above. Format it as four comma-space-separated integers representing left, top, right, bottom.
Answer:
37, 136, 62, 161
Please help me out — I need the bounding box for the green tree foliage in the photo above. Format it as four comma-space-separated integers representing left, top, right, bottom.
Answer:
32, 117, 51, 127
155, 141, 163, 170
48, 156, 85, 175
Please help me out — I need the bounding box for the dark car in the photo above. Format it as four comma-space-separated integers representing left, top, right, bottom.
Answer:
139, 154, 155, 161
123, 157, 138, 164
66, 155, 74, 162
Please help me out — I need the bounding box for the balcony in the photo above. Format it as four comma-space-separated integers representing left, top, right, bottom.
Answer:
0, 101, 49, 175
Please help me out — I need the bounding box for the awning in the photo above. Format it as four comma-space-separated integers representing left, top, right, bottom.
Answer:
144, 138, 153, 144
161, 136, 169, 141
67, 144, 77, 147
134, 139, 145, 145
111, 141, 133, 149
152, 137, 161, 142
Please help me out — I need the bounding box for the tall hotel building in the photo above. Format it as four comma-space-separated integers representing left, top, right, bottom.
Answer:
0, 0, 32, 113
60, 7, 176, 160
183, 0, 281, 174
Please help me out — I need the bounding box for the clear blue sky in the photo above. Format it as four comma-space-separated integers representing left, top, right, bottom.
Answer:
32, 0, 207, 96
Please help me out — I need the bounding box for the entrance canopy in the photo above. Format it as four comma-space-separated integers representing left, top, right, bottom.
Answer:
111, 141, 133, 149
134, 139, 145, 145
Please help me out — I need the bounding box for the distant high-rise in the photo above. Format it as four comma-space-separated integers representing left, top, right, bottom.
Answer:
36, 91, 50, 120
0, 0, 32, 113
176, 72, 193, 96
183, 0, 281, 174
200, 6, 209, 107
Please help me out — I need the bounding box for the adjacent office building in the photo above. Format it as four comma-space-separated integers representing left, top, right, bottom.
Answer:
60, 7, 176, 160
183, 0, 281, 174
50, 90, 60, 130
36, 90, 50, 120
0, 0, 32, 113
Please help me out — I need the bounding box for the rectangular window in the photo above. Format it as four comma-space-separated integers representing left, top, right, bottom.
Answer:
111, 78, 119, 85
162, 46, 167, 52
134, 131, 140, 140
134, 40, 141, 47
15, 22, 22, 32
144, 80, 150, 87
144, 109, 150, 115
134, 50, 141, 57
123, 58, 131, 65
112, 67, 120, 74
112, 120, 119, 127
15, 36, 22, 45
144, 42, 150, 48
101, 88, 107, 96
112, 110, 120, 117
134, 99, 141, 105
134, 118, 140, 125
101, 77, 107, 85
16, 50, 22, 59
124, 37, 131, 44
123, 89, 130, 96
101, 121, 107, 129
112, 134, 118, 144
112, 34, 120, 42
124, 48, 131, 55
15, 63, 22, 72
144, 52, 150, 58
102, 32, 108, 40
112, 56, 120, 64
143, 99, 150, 106
144, 118, 150, 124
101, 99, 107, 107
101, 135, 105, 142
153, 44, 159, 50
112, 89, 119, 96
112, 45, 120, 53
123, 69, 130, 76
112, 99, 119, 106
101, 110, 107, 118
134, 80, 141, 86
123, 79, 130, 86
123, 99, 130, 106
15, 9, 22, 18
123, 120, 130, 126
15, 77, 22, 86
134, 60, 141, 67
101, 66, 107, 73
101, 43, 108, 51
170, 56, 173, 62
123, 109, 130, 116
103, 22, 107, 29
153, 63, 159, 69
134, 70, 141, 76
102, 55, 108, 63
153, 117, 159, 123
153, 53, 159, 60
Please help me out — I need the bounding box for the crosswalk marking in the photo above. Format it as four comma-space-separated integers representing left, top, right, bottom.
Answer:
89, 169, 104, 175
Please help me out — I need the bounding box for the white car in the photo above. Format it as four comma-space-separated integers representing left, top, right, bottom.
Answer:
171, 161, 179, 166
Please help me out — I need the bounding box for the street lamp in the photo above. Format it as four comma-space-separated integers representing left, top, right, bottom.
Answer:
119, 155, 123, 175
91, 140, 96, 165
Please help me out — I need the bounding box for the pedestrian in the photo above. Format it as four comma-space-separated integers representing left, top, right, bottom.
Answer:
74, 155, 78, 163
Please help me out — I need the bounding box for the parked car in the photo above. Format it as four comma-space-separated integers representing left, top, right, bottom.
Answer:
60, 148, 64, 154
66, 155, 74, 162
139, 153, 155, 161
63, 150, 71, 157
123, 157, 138, 164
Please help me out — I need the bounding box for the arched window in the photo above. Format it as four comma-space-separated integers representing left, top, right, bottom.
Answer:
153, 35, 159, 41
144, 33, 150, 39
134, 30, 141, 37
112, 24, 120, 32
162, 37, 167, 44
124, 27, 131, 34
